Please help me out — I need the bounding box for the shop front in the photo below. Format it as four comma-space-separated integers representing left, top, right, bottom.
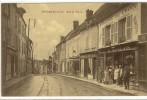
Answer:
138, 34, 147, 92
98, 42, 138, 89
80, 51, 97, 80
69, 57, 80, 77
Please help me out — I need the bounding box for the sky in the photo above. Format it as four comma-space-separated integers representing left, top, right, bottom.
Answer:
17, 3, 103, 60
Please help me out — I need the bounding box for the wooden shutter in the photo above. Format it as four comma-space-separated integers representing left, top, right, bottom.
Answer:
102, 28, 105, 46
111, 23, 114, 45
126, 14, 132, 40
114, 22, 118, 44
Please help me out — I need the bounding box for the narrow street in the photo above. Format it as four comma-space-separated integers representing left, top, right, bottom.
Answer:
6, 74, 133, 96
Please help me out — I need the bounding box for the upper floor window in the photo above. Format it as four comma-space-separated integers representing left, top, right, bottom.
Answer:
105, 25, 111, 46
15, 15, 18, 28
126, 14, 132, 40
18, 20, 21, 33
102, 28, 105, 46
111, 22, 118, 45
118, 17, 126, 43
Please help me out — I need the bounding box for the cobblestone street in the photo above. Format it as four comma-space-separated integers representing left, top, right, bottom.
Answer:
6, 74, 133, 96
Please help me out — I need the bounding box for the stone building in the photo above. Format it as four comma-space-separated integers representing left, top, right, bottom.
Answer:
17, 7, 27, 76
2, 4, 18, 82
56, 36, 66, 74
96, 3, 147, 92
53, 3, 147, 92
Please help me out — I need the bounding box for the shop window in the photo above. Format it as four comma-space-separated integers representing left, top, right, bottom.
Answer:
106, 53, 113, 67
123, 51, 135, 80
118, 18, 126, 43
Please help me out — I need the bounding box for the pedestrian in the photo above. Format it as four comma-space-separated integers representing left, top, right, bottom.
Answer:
114, 66, 120, 85
104, 67, 109, 84
123, 65, 130, 90
99, 67, 104, 83
109, 65, 113, 84
118, 65, 123, 86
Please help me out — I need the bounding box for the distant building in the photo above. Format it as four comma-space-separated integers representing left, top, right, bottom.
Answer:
17, 7, 27, 76
27, 38, 33, 74
56, 36, 66, 74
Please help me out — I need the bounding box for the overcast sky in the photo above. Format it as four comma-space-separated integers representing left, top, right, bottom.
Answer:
18, 3, 103, 60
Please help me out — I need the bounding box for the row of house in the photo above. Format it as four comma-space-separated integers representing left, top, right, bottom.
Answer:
2, 3, 33, 91
53, 3, 147, 92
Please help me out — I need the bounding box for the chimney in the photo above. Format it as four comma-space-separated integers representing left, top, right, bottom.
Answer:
73, 20, 79, 30
86, 9, 93, 19
60, 36, 65, 41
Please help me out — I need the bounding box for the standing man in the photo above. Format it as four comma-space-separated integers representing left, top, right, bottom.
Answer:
123, 65, 130, 90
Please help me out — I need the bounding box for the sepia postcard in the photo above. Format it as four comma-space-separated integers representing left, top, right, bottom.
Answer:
1, 1, 147, 99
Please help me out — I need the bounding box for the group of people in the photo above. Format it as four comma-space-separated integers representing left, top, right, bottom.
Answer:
98, 64, 131, 90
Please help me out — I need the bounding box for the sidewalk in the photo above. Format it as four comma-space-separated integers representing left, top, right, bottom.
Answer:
58, 74, 147, 96
2, 74, 32, 96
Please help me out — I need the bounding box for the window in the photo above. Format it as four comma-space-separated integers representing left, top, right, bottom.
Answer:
126, 15, 132, 40
22, 42, 23, 54
18, 20, 21, 33
114, 22, 118, 44
15, 15, 17, 28
118, 18, 126, 43
105, 25, 111, 46
18, 39, 20, 52
111, 23, 114, 45
102, 28, 105, 46
111, 22, 118, 45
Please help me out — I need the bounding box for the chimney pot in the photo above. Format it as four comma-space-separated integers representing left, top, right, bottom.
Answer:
73, 20, 79, 30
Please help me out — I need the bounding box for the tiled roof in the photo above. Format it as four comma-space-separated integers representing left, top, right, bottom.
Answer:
91, 3, 131, 26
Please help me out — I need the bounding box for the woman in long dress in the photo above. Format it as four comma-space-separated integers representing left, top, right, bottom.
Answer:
104, 67, 109, 84
114, 66, 120, 85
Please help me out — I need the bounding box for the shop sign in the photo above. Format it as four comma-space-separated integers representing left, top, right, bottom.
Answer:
99, 3, 138, 26
100, 46, 136, 53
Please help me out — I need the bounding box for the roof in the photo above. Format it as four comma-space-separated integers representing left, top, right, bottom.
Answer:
90, 3, 131, 26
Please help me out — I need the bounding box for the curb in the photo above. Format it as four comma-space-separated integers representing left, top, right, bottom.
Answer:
57, 74, 136, 96
2, 74, 32, 96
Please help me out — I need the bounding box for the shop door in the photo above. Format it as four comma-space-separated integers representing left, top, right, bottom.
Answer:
84, 58, 88, 77
138, 44, 147, 91
114, 52, 123, 67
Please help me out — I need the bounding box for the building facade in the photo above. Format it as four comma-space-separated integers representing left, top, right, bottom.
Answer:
97, 3, 147, 92
2, 4, 18, 82
17, 7, 27, 76
27, 38, 33, 74
56, 36, 66, 74
53, 3, 147, 92
2, 4, 34, 95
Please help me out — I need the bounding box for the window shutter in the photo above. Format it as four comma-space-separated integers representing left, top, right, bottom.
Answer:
114, 22, 118, 44
126, 14, 132, 40
111, 24, 114, 45
102, 28, 105, 46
